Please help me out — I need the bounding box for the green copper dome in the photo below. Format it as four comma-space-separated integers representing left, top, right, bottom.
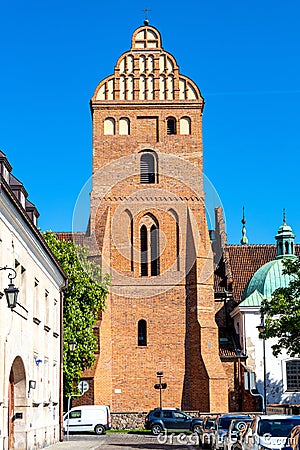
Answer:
241, 258, 293, 305
240, 217, 297, 307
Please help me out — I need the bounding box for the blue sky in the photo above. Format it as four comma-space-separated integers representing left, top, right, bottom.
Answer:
0, 0, 299, 244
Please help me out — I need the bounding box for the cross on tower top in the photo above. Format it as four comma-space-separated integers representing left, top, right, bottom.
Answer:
142, 7, 151, 25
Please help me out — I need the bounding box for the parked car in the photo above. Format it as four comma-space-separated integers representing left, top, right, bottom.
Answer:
232, 421, 252, 450
242, 415, 300, 450
223, 418, 252, 450
200, 416, 217, 448
283, 425, 300, 450
63, 404, 111, 435
211, 414, 252, 450
144, 408, 203, 435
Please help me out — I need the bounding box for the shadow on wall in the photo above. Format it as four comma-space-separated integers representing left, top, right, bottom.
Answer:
182, 208, 209, 411
256, 373, 300, 406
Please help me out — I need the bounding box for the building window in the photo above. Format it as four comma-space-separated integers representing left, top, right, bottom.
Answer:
138, 320, 147, 346
140, 225, 148, 276
285, 241, 289, 254
286, 360, 300, 391
167, 118, 176, 135
140, 152, 156, 184
150, 224, 159, 276
140, 215, 160, 277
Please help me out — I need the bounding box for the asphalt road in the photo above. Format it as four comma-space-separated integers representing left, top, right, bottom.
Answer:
63, 432, 200, 449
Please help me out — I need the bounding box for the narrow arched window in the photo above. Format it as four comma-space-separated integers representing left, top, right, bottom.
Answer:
279, 242, 283, 255
138, 320, 147, 346
285, 241, 289, 254
167, 118, 176, 135
140, 153, 155, 184
150, 224, 160, 276
140, 225, 148, 276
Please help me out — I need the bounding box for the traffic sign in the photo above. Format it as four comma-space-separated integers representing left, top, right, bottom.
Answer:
78, 380, 89, 393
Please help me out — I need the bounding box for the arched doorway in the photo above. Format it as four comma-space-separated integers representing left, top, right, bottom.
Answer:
8, 357, 26, 450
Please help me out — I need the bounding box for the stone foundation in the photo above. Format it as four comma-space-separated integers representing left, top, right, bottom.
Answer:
111, 411, 202, 430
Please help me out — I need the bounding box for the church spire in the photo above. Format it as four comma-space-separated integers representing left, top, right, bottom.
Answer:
275, 210, 296, 258
240, 206, 249, 245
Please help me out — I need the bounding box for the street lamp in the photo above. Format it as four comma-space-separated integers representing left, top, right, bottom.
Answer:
154, 371, 167, 409
257, 311, 267, 414
0, 266, 19, 308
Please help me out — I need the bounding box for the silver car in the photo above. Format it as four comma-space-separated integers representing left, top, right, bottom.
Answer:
223, 418, 252, 450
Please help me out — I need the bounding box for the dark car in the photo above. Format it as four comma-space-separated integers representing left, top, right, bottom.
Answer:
145, 408, 203, 435
200, 416, 217, 448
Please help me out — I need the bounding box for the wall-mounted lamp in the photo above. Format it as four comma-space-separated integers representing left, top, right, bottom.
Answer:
68, 340, 76, 352
0, 266, 19, 308
28, 379, 36, 397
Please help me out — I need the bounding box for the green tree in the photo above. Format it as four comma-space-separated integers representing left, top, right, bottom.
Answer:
43, 231, 110, 397
261, 258, 300, 357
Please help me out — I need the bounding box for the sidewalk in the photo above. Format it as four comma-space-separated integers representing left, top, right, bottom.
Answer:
47, 439, 101, 450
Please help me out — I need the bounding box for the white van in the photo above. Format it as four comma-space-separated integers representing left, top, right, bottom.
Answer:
63, 405, 111, 435
242, 415, 300, 450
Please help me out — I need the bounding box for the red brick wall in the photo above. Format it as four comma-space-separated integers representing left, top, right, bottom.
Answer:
86, 24, 228, 413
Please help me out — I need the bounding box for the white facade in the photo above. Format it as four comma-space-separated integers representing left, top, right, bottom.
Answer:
232, 300, 300, 407
0, 156, 66, 449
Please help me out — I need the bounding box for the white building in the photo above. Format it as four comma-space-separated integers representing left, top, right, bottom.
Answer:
0, 151, 66, 449
231, 219, 300, 409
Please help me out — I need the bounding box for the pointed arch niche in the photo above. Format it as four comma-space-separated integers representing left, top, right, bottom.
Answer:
169, 209, 180, 271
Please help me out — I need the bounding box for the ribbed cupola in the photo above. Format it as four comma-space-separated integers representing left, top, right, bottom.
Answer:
275, 210, 296, 259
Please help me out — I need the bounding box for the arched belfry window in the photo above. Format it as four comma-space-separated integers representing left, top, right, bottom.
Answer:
150, 224, 159, 276
140, 214, 160, 277
138, 320, 147, 346
167, 117, 176, 135
140, 225, 148, 276
140, 152, 157, 184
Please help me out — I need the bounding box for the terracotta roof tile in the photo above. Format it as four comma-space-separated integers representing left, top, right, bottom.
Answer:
217, 244, 300, 302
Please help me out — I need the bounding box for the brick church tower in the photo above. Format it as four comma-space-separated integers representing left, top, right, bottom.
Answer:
88, 22, 228, 412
